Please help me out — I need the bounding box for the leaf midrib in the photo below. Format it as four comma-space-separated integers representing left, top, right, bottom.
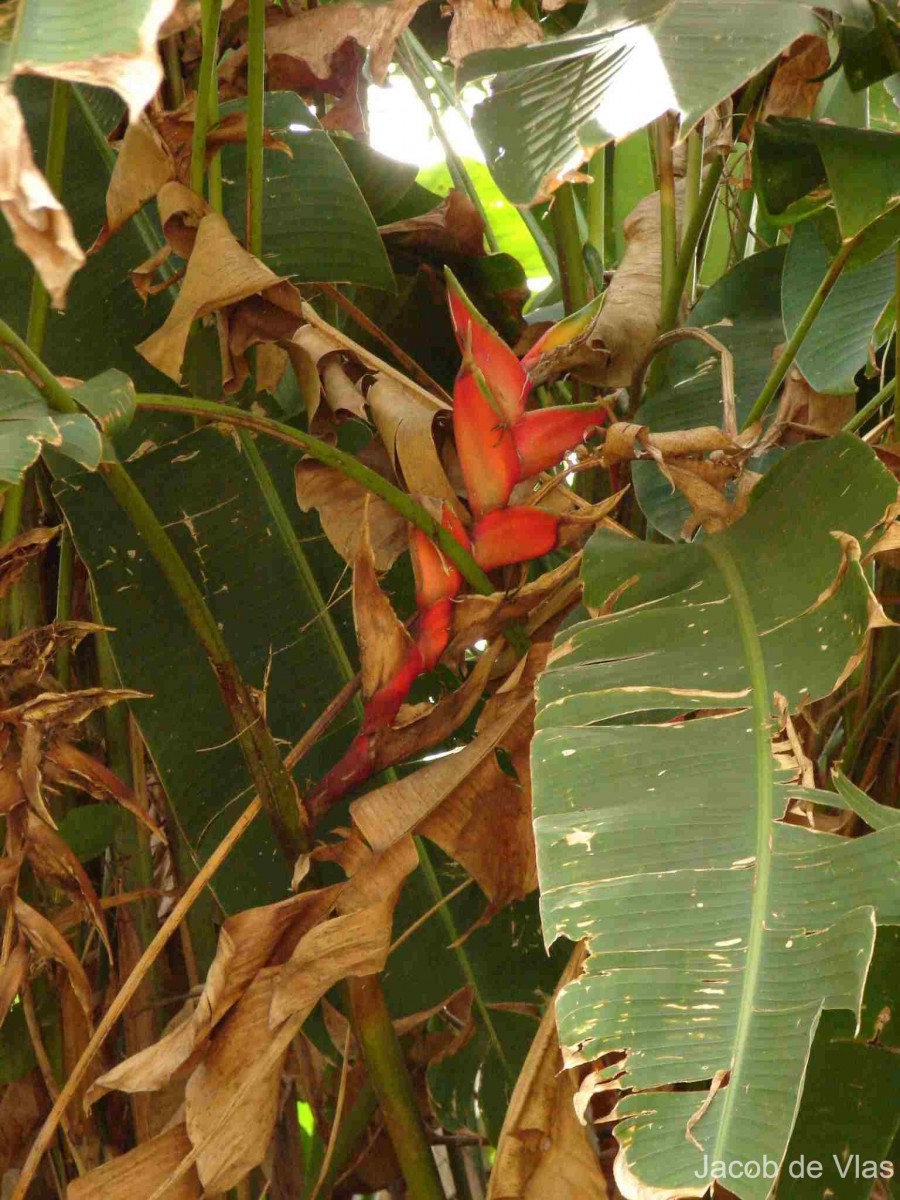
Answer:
703, 538, 775, 1160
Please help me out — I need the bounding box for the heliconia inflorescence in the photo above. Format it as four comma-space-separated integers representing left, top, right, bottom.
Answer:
306, 272, 607, 820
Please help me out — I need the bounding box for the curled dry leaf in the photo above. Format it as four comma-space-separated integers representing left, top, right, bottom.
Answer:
289, 324, 368, 425
0, 620, 105, 673
88, 886, 340, 1104
778, 364, 857, 436
44, 741, 167, 842
527, 185, 684, 388
0, 526, 61, 601
380, 188, 487, 259
136, 211, 302, 384
68, 1123, 203, 1200
488, 946, 607, 1200
354, 512, 416, 702
23, 809, 111, 960
265, 0, 428, 86
446, 0, 542, 67
760, 35, 831, 121
353, 642, 553, 906
93, 115, 175, 251
0, 90, 85, 310
295, 447, 408, 572
367, 377, 461, 513
59, 974, 103, 1168
14, 896, 93, 1021
0, 687, 146, 729
0, 939, 28, 1027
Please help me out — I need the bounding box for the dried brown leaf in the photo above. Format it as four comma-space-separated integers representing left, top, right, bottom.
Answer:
136, 211, 302, 382
15, 895, 92, 1020
0, 527, 61, 601
0, 687, 145, 729
446, 0, 542, 66
488, 946, 607, 1200
94, 115, 175, 250
0, 91, 84, 309
68, 1123, 203, 1200
295, 453, 408, 571
778, 364, 856, 435
24, 809, 111, 960
761, 35, 831, 121
89, 886, 339, 1103
380, 189, 486, 258
354, 511, 414, 701
265, 0, 427, 85
367, 376, 461, 513
0, 940, 27, 1027
0, 1073, 48, 1178
528, 185, 684, 388
59, 973, 103, 1167
45, 741, 167, 842
0, 620, 104, 674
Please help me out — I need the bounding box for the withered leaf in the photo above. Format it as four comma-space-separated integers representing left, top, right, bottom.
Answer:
0, 90, 84, 309
0, 686, 146, 729
0, 939, 28, 1027
93, 115, 175, 251
367, 376, 461, 512
68, 1123, 203, 1200
45, 741, 167, 843
380, 189, 486, 258
15, 895, 93, 1020
488, 947, 606, 1199
0, 526, 61, 601
136, 212, 302, 383
761, 35, 831, 122
24, 809, 111, 960
0, 620, 104, 674
354, 511, 414, 701
446, 0, 542, 67
265, 0, 427, 86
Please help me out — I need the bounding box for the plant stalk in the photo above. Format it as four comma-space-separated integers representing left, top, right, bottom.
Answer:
190, 0, 223, 198
246, 0, 266, 253
54, 529, 75, 687
586, 148, 605, 262
0, 317, 307, 862
843, 377, 896, 433
347, 975, 445, 1200
550, 184, 589, 315
895, 249, 899, 440
656, 113, 678, 333
742, 238, 854, 429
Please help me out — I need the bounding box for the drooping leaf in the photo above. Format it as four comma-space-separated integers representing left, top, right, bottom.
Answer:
531, 435, 899, 1200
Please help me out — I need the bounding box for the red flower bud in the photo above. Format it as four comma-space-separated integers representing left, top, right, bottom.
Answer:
513, 405, 608, 478
453, 367, 522, 520
471, 507, 560, 571
445, 268, 530, 424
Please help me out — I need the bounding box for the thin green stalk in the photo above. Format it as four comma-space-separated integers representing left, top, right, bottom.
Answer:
25, 81, 70, 355
134, 393, 520, 617
0, 316, 307, 861
843, 377, 896, 433
190, 0, 223, 198
681, 130, 703, 306
399, 32, 499, 254
662, 157, 723, 331
842, 651, 900, 775
415, 839, 512, 1082
246, 0, 266, 253
347, 975, 445, 1200
520, 207, 559, 280
310, 1081, 378, 1198
550, 184, 589, 315
655, 114, 678, 329
54, 530, 75, 687
586, 147, 605, 261
602, 143, 616, 267
163, 35, 185, 108
742, 238, 855, 429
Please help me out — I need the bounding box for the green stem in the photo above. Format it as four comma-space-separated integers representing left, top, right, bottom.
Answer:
742, 238, 855, 430
550, 184, 589, 315
163, 35, 185, 108
25, 80, 70, 355
586, 148, 605, 261
399, 32, 499, 254
520, 207, 559, 280
415, 839, 512, 1082
311, 1081, 378, 1198
246, 0, 266, 253
190, 0, 223, 198
843, 377, 896, 433
842, 651, 900, 775
662, 158, 723, 332
347, 975, 445, 1200
656, 114, 678, 332
681, 130, 703, 306
134, 393, 515, 612
0, 317, 307, 862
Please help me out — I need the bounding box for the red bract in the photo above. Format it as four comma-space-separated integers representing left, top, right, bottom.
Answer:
453, 367, 521, 520
513, 405, 608, 478
446, 268, 530, 424
472, 507, 560, 571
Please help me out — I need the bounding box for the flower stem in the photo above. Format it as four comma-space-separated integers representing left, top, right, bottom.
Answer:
742, 238, 854, 430
246, 0, 266, 253
550, 184, 589, 315
656, 113, 678, 332
843, 376, 896, 434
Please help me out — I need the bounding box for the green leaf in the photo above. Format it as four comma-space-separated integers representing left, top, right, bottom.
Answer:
71, 368, 136, 437
531, 436, 900, 1199
0, 1004, 37, 1084
55, 429, 357, 956
53, 412, 103, 470
218, 93, 395, 292
633, 248, 786, 539
0, 371, 62, 489
783, 220, 896, 394
466, 0, 820, 205
57, 804, 121, 862
333, 137, 421, 223
755, 118, 900, 239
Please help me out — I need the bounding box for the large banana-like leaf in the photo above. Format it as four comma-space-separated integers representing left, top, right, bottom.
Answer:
531, 435, 900, 1199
